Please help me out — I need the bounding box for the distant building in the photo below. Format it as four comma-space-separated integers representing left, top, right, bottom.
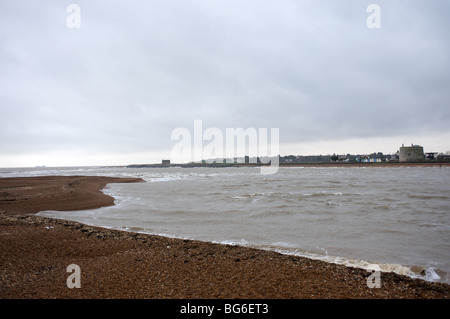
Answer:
425, 152, 437, 160
162, 159, 170, 165
399, 144, 425, 162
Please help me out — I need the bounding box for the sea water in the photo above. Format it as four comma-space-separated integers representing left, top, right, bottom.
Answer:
2, 165, 449, 283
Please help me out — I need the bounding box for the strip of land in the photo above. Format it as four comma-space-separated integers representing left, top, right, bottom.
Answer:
276, 162, 449, 168
0, 175, 144, 215
130, 161, 449, 169
0, 175, 449, 299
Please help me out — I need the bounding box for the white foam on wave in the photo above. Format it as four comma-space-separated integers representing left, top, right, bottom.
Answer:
417, 267, 441, 282
263, 245, 446, 283
213, 238, 251, 246
207, 239, 446, 284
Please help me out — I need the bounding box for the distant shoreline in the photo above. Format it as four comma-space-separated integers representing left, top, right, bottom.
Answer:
275, 161, 449, 168
127, 161, 449, 169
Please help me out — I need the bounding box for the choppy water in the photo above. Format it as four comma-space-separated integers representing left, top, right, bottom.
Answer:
2, 165, 449, 283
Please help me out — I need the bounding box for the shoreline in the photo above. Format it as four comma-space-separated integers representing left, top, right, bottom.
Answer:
241, 162, 450, 168
1, 176, 449, 299
0, 175, 145, 215
128, 161, 450, 169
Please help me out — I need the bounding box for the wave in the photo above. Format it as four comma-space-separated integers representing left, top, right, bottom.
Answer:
256, 243, 447, 284
300, 191, 347, 198
197, 237, 448, 284
408, 194, 449, 200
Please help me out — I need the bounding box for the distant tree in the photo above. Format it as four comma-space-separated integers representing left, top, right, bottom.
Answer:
331, 153, 339, 162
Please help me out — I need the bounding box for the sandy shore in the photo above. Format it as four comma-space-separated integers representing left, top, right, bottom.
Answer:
1, 176, 449, 299
0, 176, 144, 215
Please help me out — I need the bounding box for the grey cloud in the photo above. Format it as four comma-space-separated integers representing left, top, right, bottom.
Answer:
1, 0, 449, 165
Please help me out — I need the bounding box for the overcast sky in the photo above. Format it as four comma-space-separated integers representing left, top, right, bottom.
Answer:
1, 0, 449, 167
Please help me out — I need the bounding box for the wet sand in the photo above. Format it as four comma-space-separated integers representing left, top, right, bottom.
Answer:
0, 176, 144, 215
0, 176, 449, 299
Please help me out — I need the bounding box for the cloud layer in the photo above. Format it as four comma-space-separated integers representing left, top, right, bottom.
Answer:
1, 0, 449, 166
